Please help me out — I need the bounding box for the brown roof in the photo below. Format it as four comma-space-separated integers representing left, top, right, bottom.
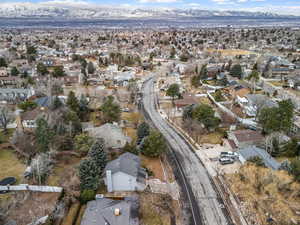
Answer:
21, 107, 47, 121
233, 129, 264, 143
228, 139, 237, 149
234, 88, 250, 98
174, 94, 198, 108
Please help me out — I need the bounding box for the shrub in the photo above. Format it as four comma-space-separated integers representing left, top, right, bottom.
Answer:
80, 189, 96, 204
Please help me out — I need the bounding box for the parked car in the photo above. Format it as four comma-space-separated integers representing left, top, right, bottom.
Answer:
220, 151, 239, 159
219, 157, 234, 165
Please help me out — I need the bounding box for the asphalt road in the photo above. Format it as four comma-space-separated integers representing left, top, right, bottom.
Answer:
142, 77, 230, 225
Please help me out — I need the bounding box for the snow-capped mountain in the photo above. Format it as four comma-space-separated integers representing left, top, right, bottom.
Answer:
0, 3, 294, 19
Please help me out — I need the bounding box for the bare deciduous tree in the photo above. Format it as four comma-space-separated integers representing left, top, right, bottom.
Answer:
0, 107, 14, 134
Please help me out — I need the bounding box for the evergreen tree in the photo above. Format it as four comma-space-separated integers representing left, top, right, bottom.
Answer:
35, 118, 54, 152
230, 64, 243, 79
52, 96, 63, 110
166, 83, 180, 100
182, 104, 194, 121
78, 158, 99, 190
137, 122, 150, 143
199, 64, 208, 80
37, 62, 49, 76
63, 110, 82, 136
0, 58, 7, 67
79, 95, 89, 120
67, 91, 80, 113
141, 130, 166, 158
100, 96, 121, 123
259, 99, 294, 134
191, 75, 200, 87
52, 66, 65, 77
88, 138, 107, 172
192, 104, 220, 130
87, 61, 95, 74
10, 67, 19, 76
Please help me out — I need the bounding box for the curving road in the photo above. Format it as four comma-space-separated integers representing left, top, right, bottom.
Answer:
142, 77, 230, 225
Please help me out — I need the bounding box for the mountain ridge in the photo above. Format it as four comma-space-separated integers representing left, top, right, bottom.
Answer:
0, 3, 297, 19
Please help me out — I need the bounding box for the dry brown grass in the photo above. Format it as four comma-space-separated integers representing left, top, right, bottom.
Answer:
7, 192, 60, 225
75, 205, 87, 225
141, 155, 165, 181
206, 48, 255, 56
200, 132, 223, 144
61, 202, 81, 225
226, 164, 300, 225
0, 149, 26, 182
123, 127, 137, 142
197, 97, 211, 105
139, 193, 174, 225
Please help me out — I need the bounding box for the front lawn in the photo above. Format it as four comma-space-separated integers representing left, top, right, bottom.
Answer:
0, 149, 26, 182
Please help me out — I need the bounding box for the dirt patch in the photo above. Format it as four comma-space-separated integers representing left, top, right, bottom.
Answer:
200, 132, 224, 145
140, 192, 180, 225
206, 49, 255, 56
6, 192, 60, 225
123, 127, 137, 142
47, 155, 81, 197
141, 155, 165, 181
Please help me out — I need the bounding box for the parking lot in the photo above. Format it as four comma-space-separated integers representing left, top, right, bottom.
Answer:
196, 143, 241, 176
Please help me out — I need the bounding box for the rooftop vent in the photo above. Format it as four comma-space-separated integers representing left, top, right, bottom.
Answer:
114, 208, 120, 216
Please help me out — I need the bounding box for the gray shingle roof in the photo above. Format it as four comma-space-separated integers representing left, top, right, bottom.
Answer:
80, 197, 139, 225
105, 152, 142, 177
239, 146, 281, 170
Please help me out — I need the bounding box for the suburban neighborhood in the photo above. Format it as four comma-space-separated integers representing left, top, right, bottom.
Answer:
0, 26, 300, 225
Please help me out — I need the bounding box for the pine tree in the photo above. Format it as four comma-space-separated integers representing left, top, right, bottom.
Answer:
78, 158, 99, 190
67, 91, 80, 113
88, 138, 107, 172
52, 96, 62, 110
87, 61, 95, 74
199, 64, 208, 80
35, 118, 54, 152
100, 96, 121, 123
137, 122, 150, 142
79, 95, 89, 120
11, 67, 19, 76
141, 130, 166, 158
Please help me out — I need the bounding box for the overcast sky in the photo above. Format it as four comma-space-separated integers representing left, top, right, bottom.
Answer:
1, 0, 300, 15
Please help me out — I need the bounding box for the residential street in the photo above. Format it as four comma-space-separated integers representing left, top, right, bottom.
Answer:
141, 76, 229, 225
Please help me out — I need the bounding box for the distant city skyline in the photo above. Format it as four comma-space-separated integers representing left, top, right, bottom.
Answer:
0, 0, 300, 15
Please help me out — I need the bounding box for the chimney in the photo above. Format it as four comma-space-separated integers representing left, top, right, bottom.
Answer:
15, 110, 24, 133
106, 170, 113, 192
114, 208, 120, 216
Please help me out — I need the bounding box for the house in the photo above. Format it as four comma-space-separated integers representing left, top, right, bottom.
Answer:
19, 107, 47, 130
228, 129, 265, 149
80, 196, 139, 225
86, 123, 131, 149
114, 72, 135, 86
290, 115, 300, 136
236, 94, 277, 117
228, 85, 250, 98
104, 152, 147, 192
174, 93, 198, 110
0, 88, 35, 103
34, 96, 65, 108
239, 146, 281, 170
287, 76, 300, 90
